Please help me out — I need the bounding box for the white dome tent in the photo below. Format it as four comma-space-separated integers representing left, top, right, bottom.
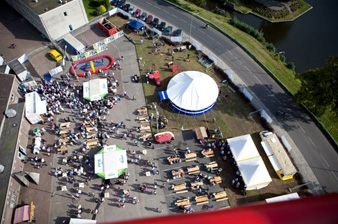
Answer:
166, 71, 218, 116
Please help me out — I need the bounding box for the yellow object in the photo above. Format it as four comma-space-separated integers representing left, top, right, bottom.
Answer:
48, 49, 63, 62
90, 61, 95, 73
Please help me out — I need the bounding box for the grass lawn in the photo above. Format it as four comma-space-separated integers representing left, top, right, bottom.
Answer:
108, 14, 309, 206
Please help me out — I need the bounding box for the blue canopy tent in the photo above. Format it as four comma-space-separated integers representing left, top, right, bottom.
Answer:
127, 20, 144, 31
158, 91, 169, 101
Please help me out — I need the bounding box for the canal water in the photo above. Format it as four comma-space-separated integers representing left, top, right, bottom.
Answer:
207, 0, 338, 73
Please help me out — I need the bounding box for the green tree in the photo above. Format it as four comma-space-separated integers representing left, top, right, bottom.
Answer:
97, 5, 106, 15
295, 56, 338, 116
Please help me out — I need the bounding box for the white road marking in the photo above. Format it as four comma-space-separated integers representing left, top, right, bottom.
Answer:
180, 18, 186, 22
320, 153, 330, 167
229, 51, 233, 55
238, 59, 243, 64
273, 96, 282, 104
296, 121, 306, 133
332, 171, 338, 182
308, 137, 317, 148
171, 14, 178, 18
244, 65, 251, 73
207, 35, 214, 40
253, 75, 262, 84
154, 5, 160, 9
217, 41, 222, 46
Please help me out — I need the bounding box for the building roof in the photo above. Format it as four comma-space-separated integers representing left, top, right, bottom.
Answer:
21, 0, 74, 15
0, 73, 15, 127
0, 102, 25, 215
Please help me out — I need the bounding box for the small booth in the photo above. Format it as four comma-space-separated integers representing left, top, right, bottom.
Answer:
154, 131, 174, 143
13, 202, 35, 223
98, 18, 118, 36
95, 145, 128, 179
83, 78, 108, 101
25, 92, 47, 124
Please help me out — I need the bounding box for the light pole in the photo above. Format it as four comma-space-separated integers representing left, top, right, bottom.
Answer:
63, 45, 67, 68
189, 12, 198, 40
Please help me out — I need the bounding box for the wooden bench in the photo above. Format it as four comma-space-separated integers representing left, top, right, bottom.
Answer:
195, 195, 209, 205
210, 176, 222, 184
59, 129, 70, 135
86, 126, 96, 132
175, 198, 190, 207
201, 149, 214, 157
168, 157, 180, 164
185, 153, 197, 162
60, 122, 71, 128
139, 125, 151, 133
187, 166, 200, 175
84, 120, 96, 125
59, 138, 70, 143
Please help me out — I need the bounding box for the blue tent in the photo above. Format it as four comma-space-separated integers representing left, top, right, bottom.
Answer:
127, 20, 144, 31
158, 91, 169, 101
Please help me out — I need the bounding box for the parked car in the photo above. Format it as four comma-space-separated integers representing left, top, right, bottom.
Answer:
49, 49, 63, 62
111, 0, 119, 6
122, 3, 130, 12
151, 17, 159, 28
145, 14, 153, 24
163, 26, 173, 35
134, 9, 141, 18
128, 5, 134, 15
140, 12, 147, 21
172, 28, 182, 36
117, 0, 125, 8
158, 21, 166, 31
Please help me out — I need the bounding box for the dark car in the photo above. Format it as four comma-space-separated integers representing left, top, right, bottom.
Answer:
140, 12, 147, 21
163, 26, 173, 35
145, 14, 153, 24
111, 0, 119, 6
134, 9, 141, 18
121, 3, 130, 12
128, 5, 134, 15
152, 17, 159, 28
117, 0, 126, 8
158, 21, 166, 31
172, 28, 182, 36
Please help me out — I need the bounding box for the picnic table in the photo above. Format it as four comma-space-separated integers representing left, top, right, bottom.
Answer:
139, 124, 151, 133
60, 122, 71, 128
85, 126, 96, 132
190, 181, 203, 190
167, 156, 180, 164
139, 133, 152, 141
210, 176, 222, 184
187, 166, 200, 175
84, 120, 96, 125
59, 129, 70, 135
172, 169, 184, 179
59, 138, 70, 143
86, 139, 98, 147
213, 191, 228, 201
86, 132, 97, 139
137, 107, 148, 115
185, 153, 197, 162
201, 149, 214, 157
57, 145, 68, 152
137, 115, 149, 122
172, 183, 187, 193
175, 198, 190, 207
205, 161, 218, 169
195, 195, 209, 205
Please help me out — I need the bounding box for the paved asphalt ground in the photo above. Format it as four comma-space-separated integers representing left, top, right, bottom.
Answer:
127, 0, 338, 193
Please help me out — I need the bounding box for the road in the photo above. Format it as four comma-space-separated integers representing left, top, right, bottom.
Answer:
127, 0, 338, 193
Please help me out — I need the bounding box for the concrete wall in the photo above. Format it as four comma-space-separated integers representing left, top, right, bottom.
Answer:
40, 0, 88, 40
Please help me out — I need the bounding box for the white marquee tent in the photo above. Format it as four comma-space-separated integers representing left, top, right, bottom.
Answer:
237, 157, 272, 190
25, 92, 47, 124
83, 78, 108, 101
228, 134, 260, 162
166, 71, 218, 116
228, 134, 272, 190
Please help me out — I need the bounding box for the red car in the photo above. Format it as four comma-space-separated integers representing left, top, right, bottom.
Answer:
145, 14, 153, 24
134, 9, 141, 18
155, 131, 174, 143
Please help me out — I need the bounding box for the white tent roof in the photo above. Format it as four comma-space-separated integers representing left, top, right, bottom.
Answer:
83, 78, 108, 101
265, 193, 300, 203
25, 92, 47, 124
228, 134, 260, 162
167, 71, 218, 111
238, 157, 272, 190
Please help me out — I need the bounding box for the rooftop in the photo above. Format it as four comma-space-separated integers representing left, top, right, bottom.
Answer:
0, 73, 15, 128
21, 0, 74, 15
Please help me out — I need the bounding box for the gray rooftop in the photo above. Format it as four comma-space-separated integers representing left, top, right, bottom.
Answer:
21, 0, 74, 15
